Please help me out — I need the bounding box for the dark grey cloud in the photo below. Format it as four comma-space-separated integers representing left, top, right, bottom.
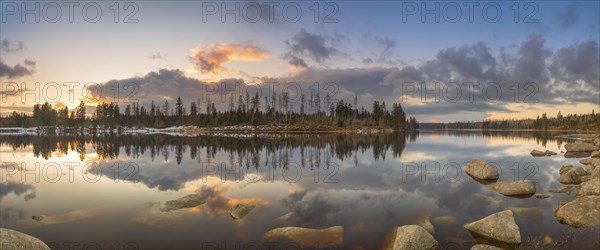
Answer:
513, 34, 552, 85
287, 55, 308, 68
557, 4, 577, 29
93, 69, 245, 110
0, 59, 36, 79
283, 28, 337, 66
0, 39, 25, 53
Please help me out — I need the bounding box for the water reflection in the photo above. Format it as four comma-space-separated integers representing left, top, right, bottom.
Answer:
0, 131, 598, 249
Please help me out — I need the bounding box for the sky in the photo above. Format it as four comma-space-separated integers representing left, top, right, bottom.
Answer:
0, 0, 599, 122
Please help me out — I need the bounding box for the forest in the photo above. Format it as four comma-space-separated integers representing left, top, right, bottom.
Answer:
0, 93, 419, 130
420, 111, 600, 131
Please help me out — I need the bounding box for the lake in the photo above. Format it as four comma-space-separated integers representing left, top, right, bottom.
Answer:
1, 131, 599, 249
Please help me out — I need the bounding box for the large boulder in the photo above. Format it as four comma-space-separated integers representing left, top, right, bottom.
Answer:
564, 142, 599, 152
262, 226, 343, 249
385, 225, 439, 250
0, 228, 51, 250
592, 151, 600, 158
159, 194, 206, 212
464, 159, 499, 180
464, 210, 521, 248
576, 179, 600, 198
555, 196, 600, 228
488, 180, 536, 197
229, 203, 256, 220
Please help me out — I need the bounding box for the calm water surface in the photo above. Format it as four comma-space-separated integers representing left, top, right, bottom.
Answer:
1, 131, 599, 249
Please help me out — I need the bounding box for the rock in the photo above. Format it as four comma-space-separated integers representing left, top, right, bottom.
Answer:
464, 159, 500, 180
558, 167, 589, 185
471, 244, 505, 250
565, 151, 592, 158
262, 226, 343, 249
488, 180, 536, 197
549, 186, 574, 195
592, 151, 600, 158
580, 158, 594, 165
543, 235, 553, 246
417, 218, 435, 235
580, 158, 600, 169
559, 165, 575, 175
229, 203, 256, 220
581, 175, 592, 182
564, 142, 599, 152
386, 225, 439, 250
0, 228, 51, 250
31, 215, 44, 221
530, 149, 547, 157
576, 179, 600, 197
531, 150, 556, 157
159, 194, 205, 212
534, 193, 550, 199
463, 210, 521, 248
554, 196, 600, 228
592, 165, 600, 179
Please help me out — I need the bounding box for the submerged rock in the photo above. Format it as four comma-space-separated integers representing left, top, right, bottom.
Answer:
576, 179, 600, 198
159, 194, 205, 212
488, 180, 536, 197
262, 226, 343, 249
555, 196, 600, 228
0, 228, 51, 250
464, 159, 500, 180
417, 217, 435, 235
229, 203, 256, 220
534, 193, 550, 199
549, 186, 574, 195
31, 215, 44, 221
386, 225, 438, 250
565, 142, 598, 152
464, 210, 521, 248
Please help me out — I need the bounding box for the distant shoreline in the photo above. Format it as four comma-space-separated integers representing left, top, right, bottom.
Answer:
0, 126, 596, 136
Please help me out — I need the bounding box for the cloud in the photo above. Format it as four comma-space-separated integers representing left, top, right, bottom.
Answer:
0, 39, 25, 53
557, 5, 577, 29
283, 29, 338, 66
513, 34, 552, 85
148, 52, 166, 60
92, 69, 245, 110
95, 35, 598, 121
0, 181, 36, 201
0, 59, 36, 79
287, 55, 308, 69
190, 42, 270, 75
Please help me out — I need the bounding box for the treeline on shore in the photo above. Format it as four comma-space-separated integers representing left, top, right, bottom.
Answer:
0, 95, 419, 130
420, 111, 599, 131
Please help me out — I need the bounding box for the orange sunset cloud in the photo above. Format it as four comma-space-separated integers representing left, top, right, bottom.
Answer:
190, 42, 270, 75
